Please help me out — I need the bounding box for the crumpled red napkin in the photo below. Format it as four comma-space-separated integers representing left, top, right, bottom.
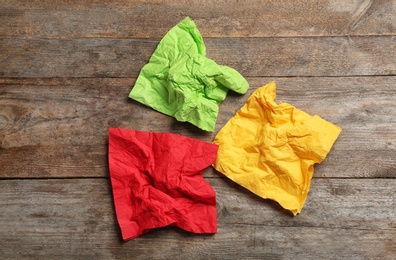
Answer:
108, 128, 219, 241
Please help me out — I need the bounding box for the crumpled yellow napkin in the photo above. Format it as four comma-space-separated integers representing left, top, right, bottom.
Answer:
213, 82, 342, 215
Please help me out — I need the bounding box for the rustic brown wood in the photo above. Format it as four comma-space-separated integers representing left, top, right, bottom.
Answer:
1, 36, 395, 78
0, 178, 395, 259
1, 77, 395, 179
1, 1, 395, 259
1, 0, 395, 38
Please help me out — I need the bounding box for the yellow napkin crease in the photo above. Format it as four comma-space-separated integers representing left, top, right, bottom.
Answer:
213, 82, 342, 215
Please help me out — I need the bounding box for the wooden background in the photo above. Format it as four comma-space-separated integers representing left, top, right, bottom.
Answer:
1, 0, 395, 259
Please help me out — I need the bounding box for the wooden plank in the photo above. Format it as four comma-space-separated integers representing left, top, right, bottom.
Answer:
0, 0, 395, 38
1, 77, 395, 178
0, 178, 394, 259
1, 36, 395, 78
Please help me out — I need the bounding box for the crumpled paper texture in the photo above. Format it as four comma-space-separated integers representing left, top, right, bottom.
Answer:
129, 17, 249, 131
213, 82, 342, 215
108, 128, 219, 241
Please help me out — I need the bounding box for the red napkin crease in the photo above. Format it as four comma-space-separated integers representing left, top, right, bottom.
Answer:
108, 128, 219, 241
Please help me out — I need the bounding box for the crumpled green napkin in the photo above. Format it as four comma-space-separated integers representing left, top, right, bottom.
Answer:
129, 17, 249, 131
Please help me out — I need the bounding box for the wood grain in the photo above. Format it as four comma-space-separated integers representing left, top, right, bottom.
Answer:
1, 36, 395, 78
1, 1, 395, 259
1, 77, 395, 179
0, 179, 396, 259
1, 0, 395, 38
1, 178, 395, 259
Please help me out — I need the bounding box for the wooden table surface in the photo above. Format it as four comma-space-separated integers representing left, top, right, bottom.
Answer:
1, 1, 395, 259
